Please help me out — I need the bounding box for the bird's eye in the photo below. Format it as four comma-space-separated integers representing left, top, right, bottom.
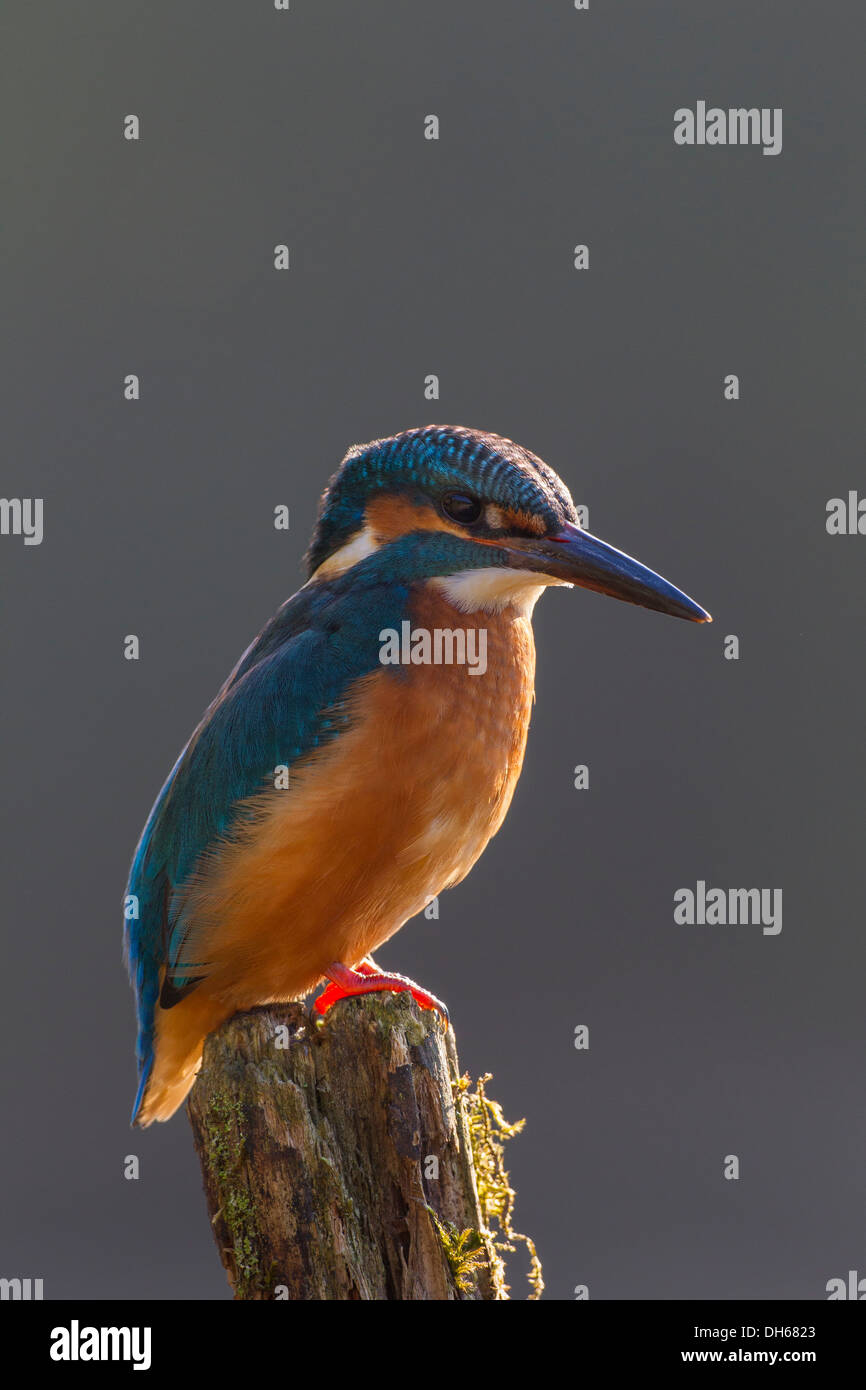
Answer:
441, 491, 482, 525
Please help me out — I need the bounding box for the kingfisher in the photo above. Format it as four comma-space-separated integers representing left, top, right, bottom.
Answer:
125, 425, 710, 1125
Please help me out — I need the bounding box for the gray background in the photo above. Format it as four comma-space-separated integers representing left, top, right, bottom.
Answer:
1, 1, 863, 1300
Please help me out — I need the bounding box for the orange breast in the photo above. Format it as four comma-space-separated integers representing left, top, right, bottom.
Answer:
177, 584, 536, 1012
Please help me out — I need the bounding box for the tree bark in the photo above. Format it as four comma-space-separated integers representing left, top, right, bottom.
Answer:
187, 993, 497, 1300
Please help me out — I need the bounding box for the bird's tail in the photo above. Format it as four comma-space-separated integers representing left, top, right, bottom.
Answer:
132, 990, 227, 1126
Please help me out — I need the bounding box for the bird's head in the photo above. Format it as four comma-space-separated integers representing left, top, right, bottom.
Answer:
307, 425, 711, 622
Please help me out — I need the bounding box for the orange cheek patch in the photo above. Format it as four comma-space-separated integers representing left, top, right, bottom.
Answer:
364, 495, 468, 542
363, 495, 549, 547
498, 507, 547, 536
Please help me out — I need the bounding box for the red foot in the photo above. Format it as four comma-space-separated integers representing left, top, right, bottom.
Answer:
313, 960, 449, 1023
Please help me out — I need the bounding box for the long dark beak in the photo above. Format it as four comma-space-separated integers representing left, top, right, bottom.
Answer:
501, 521, 711, 623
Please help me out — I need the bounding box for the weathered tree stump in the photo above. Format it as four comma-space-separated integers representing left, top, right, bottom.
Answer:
187, 994, 499, 1300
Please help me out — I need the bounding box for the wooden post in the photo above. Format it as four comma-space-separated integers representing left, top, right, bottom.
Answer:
187, 993, 501, 1300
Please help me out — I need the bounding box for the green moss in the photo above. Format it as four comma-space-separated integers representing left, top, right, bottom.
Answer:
454, 1072, 544, 1300
427, 1211, 488, 1295
204, 1092, 273, 1299
362, 991, 431, 1046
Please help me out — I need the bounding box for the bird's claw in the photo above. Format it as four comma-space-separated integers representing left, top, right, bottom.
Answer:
313, 964, 449, 1026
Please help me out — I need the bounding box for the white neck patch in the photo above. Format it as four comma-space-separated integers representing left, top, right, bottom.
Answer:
432, 568, 571, 616
309, 525, 379, 581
